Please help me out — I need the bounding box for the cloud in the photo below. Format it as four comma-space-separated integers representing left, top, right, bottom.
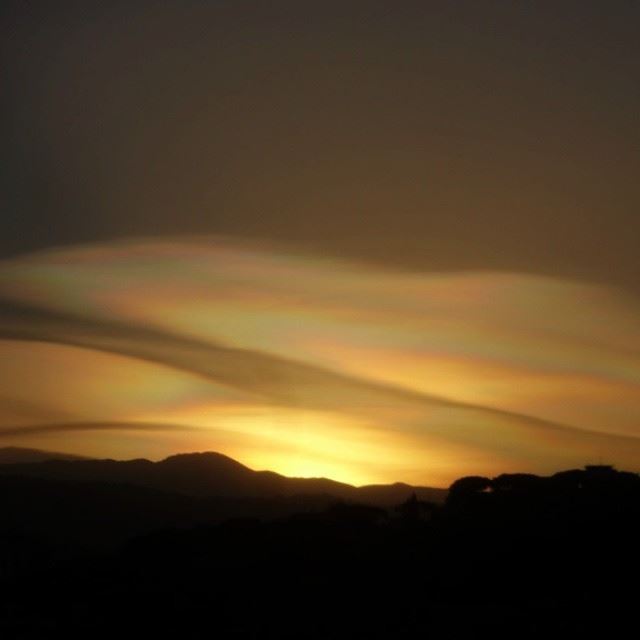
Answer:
0, 297, 604, 434
0, 237, 639, 483
0, 421, 199, 438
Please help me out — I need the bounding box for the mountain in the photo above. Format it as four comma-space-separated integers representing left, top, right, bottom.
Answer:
1, 465, 638, 638
0, 451, 443, 549
0, 450, 447, 505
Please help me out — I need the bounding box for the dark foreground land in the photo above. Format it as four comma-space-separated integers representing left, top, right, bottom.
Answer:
0, 455, 638, 638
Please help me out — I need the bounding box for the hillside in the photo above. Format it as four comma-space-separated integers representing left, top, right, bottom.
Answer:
0, 450, 447, 505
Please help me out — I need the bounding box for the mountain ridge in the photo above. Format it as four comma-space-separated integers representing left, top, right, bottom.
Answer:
0, 448, 447, 505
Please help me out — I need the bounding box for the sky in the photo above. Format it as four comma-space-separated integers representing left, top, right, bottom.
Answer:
1, 1, 639, 486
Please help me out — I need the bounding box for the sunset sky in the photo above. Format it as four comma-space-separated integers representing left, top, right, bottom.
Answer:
2, 1, 639, 486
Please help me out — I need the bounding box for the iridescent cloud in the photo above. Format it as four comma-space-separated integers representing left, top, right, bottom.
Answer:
0, 237, 639, 486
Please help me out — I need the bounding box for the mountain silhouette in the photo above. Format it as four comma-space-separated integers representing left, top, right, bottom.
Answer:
0, 450, 447, 505
0, 456, 638, 638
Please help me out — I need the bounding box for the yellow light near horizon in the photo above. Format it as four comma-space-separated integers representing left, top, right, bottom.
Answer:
129, 403, 438, 486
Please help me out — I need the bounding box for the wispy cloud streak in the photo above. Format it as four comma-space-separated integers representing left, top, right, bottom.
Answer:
0, 238, 639, 484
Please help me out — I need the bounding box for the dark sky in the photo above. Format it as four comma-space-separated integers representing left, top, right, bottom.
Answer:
3, 0, 639, 288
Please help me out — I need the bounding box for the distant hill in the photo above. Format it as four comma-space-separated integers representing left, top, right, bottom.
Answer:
0, 450, 447, 506
0, 451, 444, 549
0, 447, 92, 464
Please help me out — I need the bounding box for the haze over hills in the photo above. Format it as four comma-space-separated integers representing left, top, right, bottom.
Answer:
0, 448, 447, 506
0, 447, 91, 464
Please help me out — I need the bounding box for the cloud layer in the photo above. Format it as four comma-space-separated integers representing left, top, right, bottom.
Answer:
1, 238, 639, 485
